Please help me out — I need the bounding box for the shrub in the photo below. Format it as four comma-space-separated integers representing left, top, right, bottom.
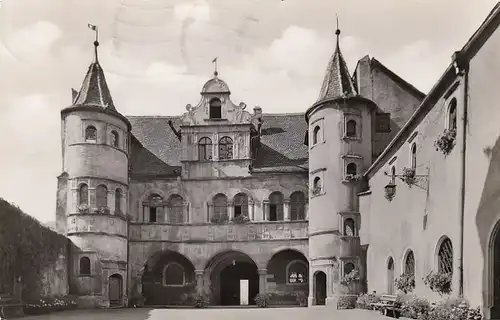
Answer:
191, 292, 210, 308
395, 273, 415, 294
423, 271, 452, 295
342, 269, 360, 285
337, 295, 357, 310
401, 167, 416, 186
404, 296, 431, 319
210, 213, 229, 224
254, 293, 271, 308
24, 296, 77, 315
356, 293, 380, 309
292, 291, 307, 306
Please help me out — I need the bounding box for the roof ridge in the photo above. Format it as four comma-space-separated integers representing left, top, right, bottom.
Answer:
126, 112, 306, 118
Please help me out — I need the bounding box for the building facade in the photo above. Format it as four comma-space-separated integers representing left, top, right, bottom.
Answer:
54, 2, 500, 318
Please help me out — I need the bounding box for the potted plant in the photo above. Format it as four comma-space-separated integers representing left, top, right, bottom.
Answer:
423, 271, 452, 296
77, 204, 90, 213
434, 128, 457, 155
254, 293, 271, 308
401, 167, 416, 186
394, 273, 415, 294
93, 206, 110, 215
231, 215, 250, 224
210, 213, 229, 224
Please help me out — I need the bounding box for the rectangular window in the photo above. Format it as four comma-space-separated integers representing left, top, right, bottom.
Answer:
269, 205, 277, 221
375, 113, 391, 133
150, 207, 157, 223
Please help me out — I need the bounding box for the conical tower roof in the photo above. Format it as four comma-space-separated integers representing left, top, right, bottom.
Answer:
72, 41, 116, 111
316, 28, 357, 103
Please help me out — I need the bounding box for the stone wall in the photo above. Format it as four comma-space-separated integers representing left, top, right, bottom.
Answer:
0, 198, 74, 303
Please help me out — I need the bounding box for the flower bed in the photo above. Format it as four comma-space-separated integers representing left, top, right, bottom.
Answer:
23, 296, 77, 315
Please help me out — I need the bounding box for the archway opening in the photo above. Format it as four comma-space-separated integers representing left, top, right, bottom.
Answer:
266, 249, 309, 305
493, 230, 500, 317
314, 271, 327, 306
142, 251, 195, 306
109, 274, 123, 306
206, 251, 259, 306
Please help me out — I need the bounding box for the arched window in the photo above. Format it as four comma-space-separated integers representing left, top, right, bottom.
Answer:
198, 137, 213, 161
167, 195, 184, 224
163, 262, 185, 286
346, 163, 357, 175
209, 98, 222, 119
148, 194, 163, 223
79, 184, 89, 205
115, 189, 122, 213
219, 136, 233, 160
79, 257, 91, 275
438, 237, 453, 274
346, 120, 357, 138
96, 185, 108, 208
85, 125, 97, 141
269, 192, 284, 221
290, 191, 306, 220
110, 130, 119, 148
313, 177, 321, 195
212, 193, 228, 217
404, 250, 415, 276
391, 166, 396, 184
344, 218, 355, 236
387, 257, 395, 295
410, 143, 417, 170
344, 262, 355, 276
233, 193, 249, 218
287, 260, 308, 284
313, 126, 320, 145
448, 99, 457, 131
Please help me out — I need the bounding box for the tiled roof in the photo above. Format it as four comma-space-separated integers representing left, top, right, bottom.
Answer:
316, 30, 357, 103
73, 61, 116, 111
127, 113, 308, 176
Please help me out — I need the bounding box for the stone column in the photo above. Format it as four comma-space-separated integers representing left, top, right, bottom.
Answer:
207, 202, 212, 223
284, 199, 291, 221
156, 206, 164, 223
184, 202, 189, 223
263, 201, 270, 221
164, 203, 169, 223
258, 269, 267, 294
228, 201, 234, 220
108, 190, 114, 213
195, 270, 204, 294
89, 188, 96, 209
305, 202, 309, 220
142, 202, 149, 222
248, 200, 254, 221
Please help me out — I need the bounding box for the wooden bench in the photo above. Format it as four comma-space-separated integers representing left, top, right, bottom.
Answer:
370, 295, 400, 318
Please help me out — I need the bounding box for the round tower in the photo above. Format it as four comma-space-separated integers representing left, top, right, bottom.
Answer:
306, 28, 374, 307
61, 36, 131, 308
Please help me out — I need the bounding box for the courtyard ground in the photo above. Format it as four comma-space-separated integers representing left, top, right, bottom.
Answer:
20, 307, 392, 320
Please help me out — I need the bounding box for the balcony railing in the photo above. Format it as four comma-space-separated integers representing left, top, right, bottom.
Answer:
129, 221, 308, 242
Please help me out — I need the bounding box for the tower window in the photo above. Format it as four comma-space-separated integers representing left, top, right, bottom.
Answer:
85, 125, 97, 142
219, 136, 233, 160
312, 125, 320, 145
198, 137, 213, 161
115, 189, 122, 214
268, 192, 284, 221
148, 194, 163, 223
346, 163, 357, 176
96, 185, 108, 208
110, 130, 119, 148
448, 99, 457, 131
233, 193, 249, 218
375, 113, 391, 133
209, 98, 222, 119
79, 257, 91, 275
344, 218, 356, 236
79, 184, 89, 206
312, 177, 322, 196
346, 120, 357, 138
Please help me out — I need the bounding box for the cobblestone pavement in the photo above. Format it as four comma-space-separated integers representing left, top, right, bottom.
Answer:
21, 307, 391, 320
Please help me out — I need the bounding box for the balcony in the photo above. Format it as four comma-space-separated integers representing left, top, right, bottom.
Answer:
129, 221, 308, 242
340, 236, 360, 257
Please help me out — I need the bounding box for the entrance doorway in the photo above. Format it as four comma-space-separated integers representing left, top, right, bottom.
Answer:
315, 271, 326, 305
492, 229, 500, 318
108, 274, 123, 306
387, 257, 395, 295
220, 262, 258, 306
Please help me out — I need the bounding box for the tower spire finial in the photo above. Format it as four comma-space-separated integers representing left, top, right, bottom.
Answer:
335, 14, 341, 46
212, 57, 218, 77
88, 23, 99, 63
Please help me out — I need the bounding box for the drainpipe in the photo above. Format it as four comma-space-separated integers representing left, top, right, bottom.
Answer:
455, 50, 469, 299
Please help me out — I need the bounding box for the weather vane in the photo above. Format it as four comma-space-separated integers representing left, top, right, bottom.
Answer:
88, 23, 99, 62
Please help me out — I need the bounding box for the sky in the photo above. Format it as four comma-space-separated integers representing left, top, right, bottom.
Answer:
0, 0, 497, 223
